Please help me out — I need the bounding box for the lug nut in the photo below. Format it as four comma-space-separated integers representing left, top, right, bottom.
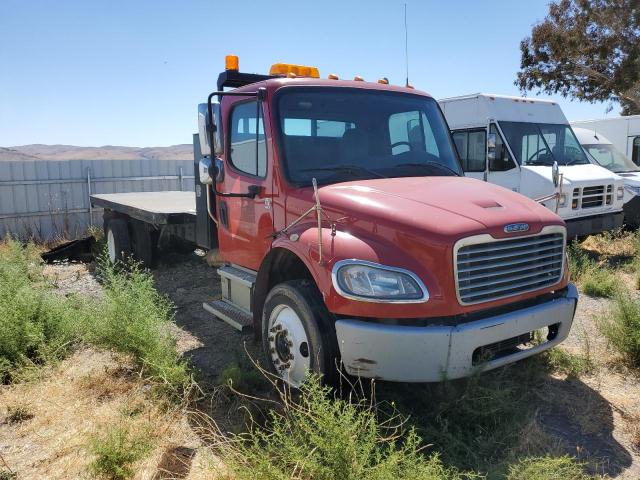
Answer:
268, 336, 274, 342
287, 340, 293, 347
288, 354, 294, 361
270, 348, 276, 354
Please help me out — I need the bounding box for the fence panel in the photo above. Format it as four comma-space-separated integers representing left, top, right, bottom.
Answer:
0, 159, 195, 241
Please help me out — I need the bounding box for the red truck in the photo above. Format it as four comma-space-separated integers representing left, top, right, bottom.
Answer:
93, 57, 578, 387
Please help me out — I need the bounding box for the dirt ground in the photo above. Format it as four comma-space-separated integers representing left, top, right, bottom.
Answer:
2, 251, 640, 479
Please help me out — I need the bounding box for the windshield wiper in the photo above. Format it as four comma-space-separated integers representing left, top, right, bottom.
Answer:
300, 165, 387, 179
395, 161, 461, 177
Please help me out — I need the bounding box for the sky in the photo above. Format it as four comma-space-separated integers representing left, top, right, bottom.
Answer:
0, 0, 623, 147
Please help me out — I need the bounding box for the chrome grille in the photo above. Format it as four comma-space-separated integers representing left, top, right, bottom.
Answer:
574, 185, 612, 209
455, 230, 565, 305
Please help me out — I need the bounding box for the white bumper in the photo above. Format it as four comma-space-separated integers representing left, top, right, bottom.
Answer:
335, 284, 578, 382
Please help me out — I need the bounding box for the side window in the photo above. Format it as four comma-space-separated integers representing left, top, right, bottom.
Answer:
451, 129, 485, 172
229, 101, 267, 177
633, 137, 640, 166
389, 111, 440, 156
489, 124, 516, 171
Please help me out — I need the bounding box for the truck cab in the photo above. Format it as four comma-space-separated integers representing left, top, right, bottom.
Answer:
196, 59, 578, 386
439, 94, 625, 238
574, 127, 640, 226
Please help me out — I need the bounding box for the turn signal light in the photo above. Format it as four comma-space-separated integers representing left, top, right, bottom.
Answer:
270, 63, 320, 78
378, 78, 389, 84
354, 75, 364, 81
225, 55, 239, 71
328, 73, 339, 80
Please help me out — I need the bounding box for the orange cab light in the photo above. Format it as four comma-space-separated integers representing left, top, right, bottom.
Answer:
406, 84, 415, 89
377, 77, 389, 84
328, 73, 339, 80
269, 63, 320, 78
287, 72, 297, 78
354, 75, 364, 81
225, 55, 239, 71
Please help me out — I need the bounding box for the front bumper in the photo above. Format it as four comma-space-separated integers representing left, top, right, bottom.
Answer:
335, 283, 578, 382
565, 212, 624, 238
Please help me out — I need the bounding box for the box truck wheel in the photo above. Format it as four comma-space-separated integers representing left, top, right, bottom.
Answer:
106, 218, 132, 263
262, 280, 339, 388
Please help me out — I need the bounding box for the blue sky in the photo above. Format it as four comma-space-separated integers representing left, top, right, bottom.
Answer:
0, 0, 622, 147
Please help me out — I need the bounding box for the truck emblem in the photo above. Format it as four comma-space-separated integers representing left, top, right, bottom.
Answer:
504, 223, 529, 233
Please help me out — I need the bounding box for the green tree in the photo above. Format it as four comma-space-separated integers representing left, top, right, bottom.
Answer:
517, 0, 640, 115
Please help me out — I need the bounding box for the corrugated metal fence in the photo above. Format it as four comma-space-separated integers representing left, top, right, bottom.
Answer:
0, 159, 195, 241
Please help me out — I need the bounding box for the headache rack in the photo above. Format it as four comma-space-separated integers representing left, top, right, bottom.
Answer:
454, 226, 566, 305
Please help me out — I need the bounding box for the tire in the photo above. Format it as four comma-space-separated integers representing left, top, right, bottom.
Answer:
106, 218, 132, 263
130, 220, 157, 267
262, 280, 339, 387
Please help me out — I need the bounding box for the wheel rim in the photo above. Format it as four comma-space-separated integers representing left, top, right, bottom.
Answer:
267, 304, 311, 387
107, 229, 116, 262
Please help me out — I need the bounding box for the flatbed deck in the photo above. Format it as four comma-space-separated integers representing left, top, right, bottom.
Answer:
91, 191, 196, 225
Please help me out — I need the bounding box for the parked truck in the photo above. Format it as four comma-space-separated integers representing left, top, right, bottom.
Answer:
572, 115, 640, 166
439, 94, 625, 238
92, 58, 578, 387
573, 127, 640, 226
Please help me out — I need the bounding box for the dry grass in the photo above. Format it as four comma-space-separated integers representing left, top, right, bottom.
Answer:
0, 348, 207, 480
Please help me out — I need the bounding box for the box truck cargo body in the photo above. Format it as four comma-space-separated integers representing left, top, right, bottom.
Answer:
571, 115, 640, 166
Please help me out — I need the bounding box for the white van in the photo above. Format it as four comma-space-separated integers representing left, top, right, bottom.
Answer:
571, 116, 640, 166
439, 93, 625, 237
574, 127, 640, 226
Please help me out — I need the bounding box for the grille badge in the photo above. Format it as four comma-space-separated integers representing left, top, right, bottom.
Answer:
504, 223, 530, 233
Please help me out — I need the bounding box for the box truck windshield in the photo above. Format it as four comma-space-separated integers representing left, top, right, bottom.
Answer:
583, 143, 640, 174
499, 121, 589, 167
278, 88, 462, 186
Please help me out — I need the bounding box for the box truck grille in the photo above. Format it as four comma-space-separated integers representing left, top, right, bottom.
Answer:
577, 185, 610, 209
455, 232, 565, 305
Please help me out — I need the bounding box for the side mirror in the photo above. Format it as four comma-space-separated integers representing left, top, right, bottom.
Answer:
552, 160, 560, 188
198, 157, 213, 185
198, 103, 223, 157
487, 132, 497, 161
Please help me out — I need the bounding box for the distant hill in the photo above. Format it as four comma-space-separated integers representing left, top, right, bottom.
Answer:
0, 147, 40, 161
1, 144, 194, 161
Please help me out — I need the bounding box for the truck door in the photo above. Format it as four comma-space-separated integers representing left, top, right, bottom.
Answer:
216, 96, 274, 270
451, 128, 486, 181
486, 123, 520, 192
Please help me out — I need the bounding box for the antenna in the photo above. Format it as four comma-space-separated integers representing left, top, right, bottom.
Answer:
404, 3, 409, 87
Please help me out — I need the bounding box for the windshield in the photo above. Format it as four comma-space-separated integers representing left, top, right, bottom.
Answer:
277, 88, 462, 186
583, 143, 640, 173
499, 121, 589, 166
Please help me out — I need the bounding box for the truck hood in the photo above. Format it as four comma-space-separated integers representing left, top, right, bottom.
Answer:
526, 164, 621, 185
617, 171, 640, 187
313, 176, 562, 239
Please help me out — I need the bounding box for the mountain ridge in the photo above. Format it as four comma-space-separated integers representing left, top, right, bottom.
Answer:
0, 144, 194, 161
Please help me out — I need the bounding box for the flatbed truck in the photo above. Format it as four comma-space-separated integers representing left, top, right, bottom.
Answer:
92, 57, 578, 387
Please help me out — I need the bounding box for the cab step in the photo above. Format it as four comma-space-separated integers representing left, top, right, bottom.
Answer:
203, 299, 253, 333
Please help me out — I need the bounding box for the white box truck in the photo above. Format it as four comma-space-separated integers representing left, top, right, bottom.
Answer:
573, 126, 640, 226
571, 115, 640, 166
439, 93, 625, 237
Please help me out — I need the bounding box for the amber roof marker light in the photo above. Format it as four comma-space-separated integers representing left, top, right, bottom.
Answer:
269, 63, 320, 78
225, 55, 239, 71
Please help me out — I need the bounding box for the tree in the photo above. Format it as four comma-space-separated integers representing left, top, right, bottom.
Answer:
517, 0, 640, 115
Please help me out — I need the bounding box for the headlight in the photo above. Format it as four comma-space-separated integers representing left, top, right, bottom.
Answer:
625, 185, 640, 197
617, 186, 625, 200
332, 260, 428, 303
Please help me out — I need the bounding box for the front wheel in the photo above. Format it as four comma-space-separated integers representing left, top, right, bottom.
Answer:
262, 280, 339, 388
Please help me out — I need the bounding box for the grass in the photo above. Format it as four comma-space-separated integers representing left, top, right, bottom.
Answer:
5, 405, 34, 424
505, 456, 596, 480
544, 347, 595, 377
598, 290, 640, 368
567, 240, 619, 298
89, 423, 155, 480
0, 239, 189, 394
214, 375, 474, 480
